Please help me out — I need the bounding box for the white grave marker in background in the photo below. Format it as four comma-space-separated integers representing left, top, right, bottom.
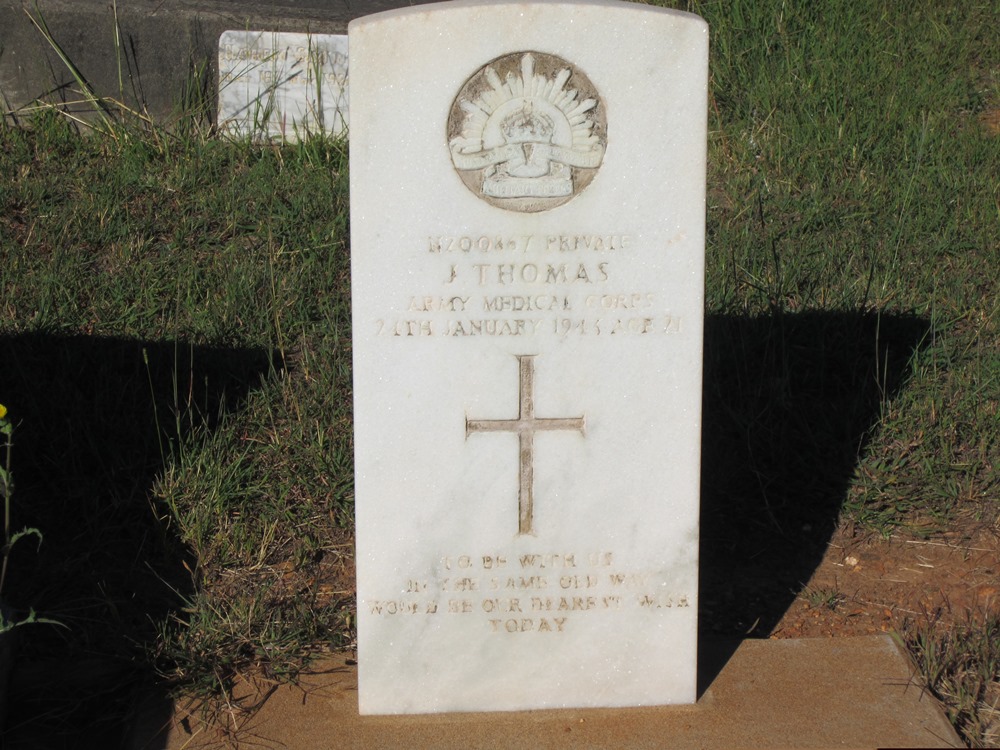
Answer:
350, 0, 708, 715
218, 31, 348, 140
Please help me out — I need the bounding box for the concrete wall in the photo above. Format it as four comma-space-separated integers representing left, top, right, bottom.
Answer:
0, 0, 424, 123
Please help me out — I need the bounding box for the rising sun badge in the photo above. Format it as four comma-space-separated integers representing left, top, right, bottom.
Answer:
448, 52, 606, 213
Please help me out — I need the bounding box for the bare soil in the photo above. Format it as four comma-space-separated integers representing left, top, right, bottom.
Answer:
769, 525, 1000, 639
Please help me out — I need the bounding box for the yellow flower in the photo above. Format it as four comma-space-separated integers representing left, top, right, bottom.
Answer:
0, 404, 6, 419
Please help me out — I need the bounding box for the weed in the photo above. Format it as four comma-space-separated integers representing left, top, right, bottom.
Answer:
799, 585, 845, 612
900, 616, 1000, 748
0, 404, 61, 634
0, 405, 34, 585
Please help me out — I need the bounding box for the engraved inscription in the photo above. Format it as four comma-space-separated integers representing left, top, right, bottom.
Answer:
217, 32, 348, 139
365, 549, 693, 635
448, 53, 606, 212
376, 315, 683, 338
427, 234, 631, 254
466, 355, 585, 535
375, 229, 686, 340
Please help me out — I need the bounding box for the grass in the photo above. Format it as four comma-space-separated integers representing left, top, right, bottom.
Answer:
798, 585, 845, 612
901, 615, 1000, 748
0, 0, 997, 744
0, 109, 355, 732
693, 0, 998, 534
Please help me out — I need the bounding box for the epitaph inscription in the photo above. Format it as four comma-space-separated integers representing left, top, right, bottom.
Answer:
367, 550, 692, 636
449, 53, 606, 212
467, 355, 585, 535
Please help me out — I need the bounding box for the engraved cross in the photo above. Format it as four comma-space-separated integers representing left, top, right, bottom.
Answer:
466, 355, 586, 535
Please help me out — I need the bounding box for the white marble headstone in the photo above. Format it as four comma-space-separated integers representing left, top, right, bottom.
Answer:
350, 0, 708, 715
217, 31, 348, 140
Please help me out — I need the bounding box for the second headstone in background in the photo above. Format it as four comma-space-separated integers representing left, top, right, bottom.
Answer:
218, 31, 348, 140
350, 0, 708, 715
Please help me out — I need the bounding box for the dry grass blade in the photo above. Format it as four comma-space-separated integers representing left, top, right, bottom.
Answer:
23, 3, 117, 133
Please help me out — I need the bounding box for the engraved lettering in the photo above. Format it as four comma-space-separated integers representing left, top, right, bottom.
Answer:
384, 320, 433, 337
494, 576, 547, 590
609, 317, 656, 335
545, 265, 567, 283
446, 319, 542, 337
518, 553, 578, 569
482, 295, 571, 313
443, 555, 473, 570
489, 617, 567, 633
585, 293, 655, 310
472, 263, 610, 286
546, 235, 632, 252
368, 600, 421, 615
407, 296, 470, 312
637, 593, 691, 609
429, 235, 534, 253
609, 573, 650, 587
559, 574, 599, 589
482, 555, 508, 569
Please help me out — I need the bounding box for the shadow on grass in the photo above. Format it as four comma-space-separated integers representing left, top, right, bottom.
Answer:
0, 332, 276, 748
0, 313, 932, 727
697, 309, 930, 695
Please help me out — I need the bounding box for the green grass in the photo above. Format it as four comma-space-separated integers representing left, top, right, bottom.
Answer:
0, 0, 997, 744
690, 0, 998, 535
0, 110, 355, 713
901, 615, 1000, 748
798, 585, 846, 612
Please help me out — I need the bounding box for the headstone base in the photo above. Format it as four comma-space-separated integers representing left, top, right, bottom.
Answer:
137, 636, 962, 749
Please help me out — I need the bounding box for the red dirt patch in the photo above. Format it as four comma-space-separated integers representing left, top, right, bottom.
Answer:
770, 526, 1000, 639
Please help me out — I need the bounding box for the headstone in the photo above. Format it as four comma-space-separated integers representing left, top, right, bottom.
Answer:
350, 0, 708, 715
217, 31, 348, 140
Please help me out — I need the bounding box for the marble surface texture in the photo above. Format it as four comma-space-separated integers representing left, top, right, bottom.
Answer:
350, 0, 708, 715
217, 31, 348, 140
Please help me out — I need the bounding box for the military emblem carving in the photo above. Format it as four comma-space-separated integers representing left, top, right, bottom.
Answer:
448, 52, 607, 212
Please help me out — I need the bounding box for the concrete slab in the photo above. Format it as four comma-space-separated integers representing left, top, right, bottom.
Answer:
132, 636, 962, 749
0, 0, 423, 123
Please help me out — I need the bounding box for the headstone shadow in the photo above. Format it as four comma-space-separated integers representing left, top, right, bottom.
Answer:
697, 309, 930, 695
0, 332, 277, 747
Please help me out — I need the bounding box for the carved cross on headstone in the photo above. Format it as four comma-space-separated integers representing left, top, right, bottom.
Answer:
466, 355, 586, 535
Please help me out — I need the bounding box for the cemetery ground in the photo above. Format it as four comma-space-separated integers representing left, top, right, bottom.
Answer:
0, 0, 997, 745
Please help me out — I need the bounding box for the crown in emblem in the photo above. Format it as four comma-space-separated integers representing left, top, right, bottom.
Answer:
501, 104, 555, 144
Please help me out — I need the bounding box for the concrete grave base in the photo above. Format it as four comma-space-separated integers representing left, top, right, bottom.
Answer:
133, 636, 962, 749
